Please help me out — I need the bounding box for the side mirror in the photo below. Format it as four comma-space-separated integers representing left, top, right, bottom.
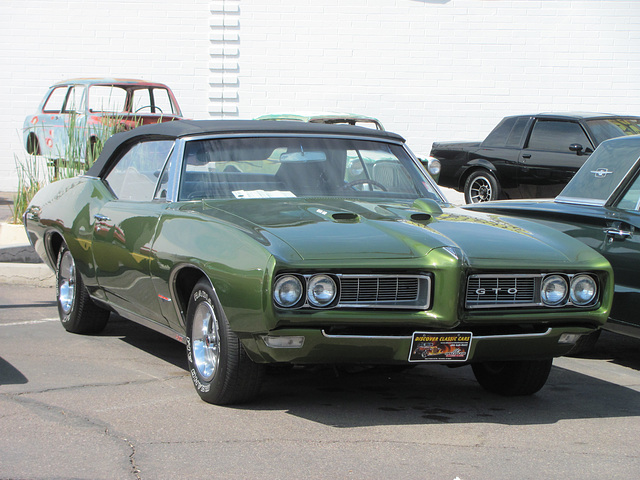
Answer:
569, 143, 583, 155
569, 143, 591, 156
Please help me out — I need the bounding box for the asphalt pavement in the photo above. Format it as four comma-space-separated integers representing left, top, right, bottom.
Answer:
1, 283, 639, 480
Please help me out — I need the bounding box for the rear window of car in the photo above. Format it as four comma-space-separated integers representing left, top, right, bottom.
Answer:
585, 118, 640, 145
482, 117, 530, 148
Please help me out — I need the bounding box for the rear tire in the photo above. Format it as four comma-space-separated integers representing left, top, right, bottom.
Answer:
464, 170, 500, 204
186, 279, 264, 405
56, 243, 110, 334
472, 359, 553, 396
26, 134, 40, 155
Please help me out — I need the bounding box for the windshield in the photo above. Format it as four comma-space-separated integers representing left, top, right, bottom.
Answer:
556, 136, 640, 206
585, 118, 640, 145
179, 137, 442, 202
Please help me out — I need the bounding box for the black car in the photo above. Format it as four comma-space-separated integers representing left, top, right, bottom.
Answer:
432, 113, 640, 203
466, 134, 640, 350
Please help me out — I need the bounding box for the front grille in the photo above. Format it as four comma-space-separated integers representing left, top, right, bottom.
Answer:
338, 274, 431, 309
466, 274, 538, 309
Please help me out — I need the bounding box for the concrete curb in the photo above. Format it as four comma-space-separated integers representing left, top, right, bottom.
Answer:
0, 262, 55, 286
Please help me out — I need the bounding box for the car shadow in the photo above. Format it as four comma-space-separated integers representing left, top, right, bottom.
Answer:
574, 330, 640, 371
245, 360, 640, 427
0, 356, 29, 386
103, 314, 187, 370
105, 315, 640, 427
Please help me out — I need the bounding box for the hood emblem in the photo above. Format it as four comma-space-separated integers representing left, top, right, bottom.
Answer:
590, 168, 613, 178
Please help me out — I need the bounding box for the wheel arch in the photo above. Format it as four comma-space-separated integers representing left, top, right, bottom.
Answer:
44, 230, 65, 269
171, 265, 212, 326
26, 132, 41, 155
458, 161, 499, 191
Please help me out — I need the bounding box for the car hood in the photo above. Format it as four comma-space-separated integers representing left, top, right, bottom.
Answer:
198, 198, 587, 265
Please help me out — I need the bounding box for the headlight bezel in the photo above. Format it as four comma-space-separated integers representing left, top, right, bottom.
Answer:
569, 274, 598, 307
273, 273, 340, 309
540, 273, 599, 308
306, 274, 338, 307
273, 274, 304, 308
540, 274, 569, 306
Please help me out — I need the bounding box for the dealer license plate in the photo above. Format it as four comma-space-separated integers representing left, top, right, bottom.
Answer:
408, 332, 472, 362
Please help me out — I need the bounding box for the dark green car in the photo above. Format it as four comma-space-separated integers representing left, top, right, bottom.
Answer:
466, 134, 640, 349
25, 120, 613, 404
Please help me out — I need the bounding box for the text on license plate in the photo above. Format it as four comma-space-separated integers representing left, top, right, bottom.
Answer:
408, 332, 472, 362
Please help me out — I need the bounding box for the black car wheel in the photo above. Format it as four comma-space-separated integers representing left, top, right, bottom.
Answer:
186, 279, 264, 405
26, 134, 40, 155
464, 170, 500, 204
56, 243, 110, 334
472, 359, 553, 396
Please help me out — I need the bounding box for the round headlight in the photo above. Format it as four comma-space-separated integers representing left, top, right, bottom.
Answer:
307, 274, 337, 307
541, 275, 568, 306
570, 274, 597, 306
348, 160, 365, 178
427, 157, 441, 177
273, 275, 303, 308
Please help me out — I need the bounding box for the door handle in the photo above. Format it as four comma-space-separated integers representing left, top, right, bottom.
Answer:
604, 227, 632, 239
94, 214, 111, 222
522, 154, 531, 159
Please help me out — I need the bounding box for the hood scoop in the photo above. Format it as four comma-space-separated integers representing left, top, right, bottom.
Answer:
331, 212, 360, 223
409, 212, 432, 223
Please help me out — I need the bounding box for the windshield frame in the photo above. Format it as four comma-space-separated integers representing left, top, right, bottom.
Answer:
555, 135, 640, 207
173, 133, 446, 204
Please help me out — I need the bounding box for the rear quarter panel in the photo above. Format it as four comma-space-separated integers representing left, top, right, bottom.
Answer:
26, 176, 112, 287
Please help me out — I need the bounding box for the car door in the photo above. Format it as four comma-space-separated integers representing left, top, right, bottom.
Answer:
36, 86, 70, 157
599, 177, 640, 334
518, 119, 594, 197
92, 139, 175, 324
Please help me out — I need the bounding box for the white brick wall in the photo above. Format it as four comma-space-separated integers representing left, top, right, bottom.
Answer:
0, 0, 211, 192
1, 0, 639, 191
238, 0, 640, 157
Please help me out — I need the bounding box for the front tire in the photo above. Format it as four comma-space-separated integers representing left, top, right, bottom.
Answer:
186, 279, 264, 405
56, 244, 110, 334
472, 359, 553, 396
464, 170, 500, 204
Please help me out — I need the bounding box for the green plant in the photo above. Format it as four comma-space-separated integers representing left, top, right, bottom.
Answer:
11, 154, 53, 224
11, 113, 134, 224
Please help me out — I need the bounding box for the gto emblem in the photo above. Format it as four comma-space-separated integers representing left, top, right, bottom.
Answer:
590, 168, 613, 178
475, 287, 518, 295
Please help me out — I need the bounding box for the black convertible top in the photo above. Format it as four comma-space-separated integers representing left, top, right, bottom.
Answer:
87, 119, 406, 177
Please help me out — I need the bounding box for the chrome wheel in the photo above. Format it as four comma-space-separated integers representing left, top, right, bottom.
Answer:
468, 176, 493, 203
58, 250, 76, 315
464, 170, 500, 204
191, 301, 220, 382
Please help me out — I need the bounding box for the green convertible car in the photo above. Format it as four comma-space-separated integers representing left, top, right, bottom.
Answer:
25, 120, 613, 404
